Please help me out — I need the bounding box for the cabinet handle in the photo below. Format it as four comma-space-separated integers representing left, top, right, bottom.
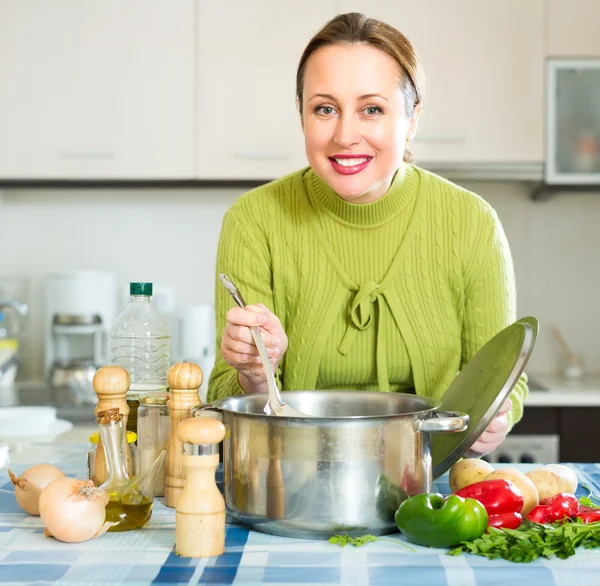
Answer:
58, 151, 115, 159
233, 151, 290, 161
413, 134, 465, 143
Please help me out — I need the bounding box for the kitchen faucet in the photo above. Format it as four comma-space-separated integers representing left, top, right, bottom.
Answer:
0, 300, 28, 317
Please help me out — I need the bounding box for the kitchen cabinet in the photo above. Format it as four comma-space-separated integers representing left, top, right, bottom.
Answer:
512, 406, 600, 462
338, 1, 544, 164
195, 1, 337, 180
547, 0, 600, 57
0, 0, 195, 180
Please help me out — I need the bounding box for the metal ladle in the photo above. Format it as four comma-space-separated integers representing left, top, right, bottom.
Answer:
219, 274, 312, 418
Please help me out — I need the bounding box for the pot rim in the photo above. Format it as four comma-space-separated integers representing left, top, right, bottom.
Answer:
200, 389, 442, 421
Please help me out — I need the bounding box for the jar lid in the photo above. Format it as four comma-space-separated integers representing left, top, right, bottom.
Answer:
89, 430, 137, 444
140, 395, 168, 406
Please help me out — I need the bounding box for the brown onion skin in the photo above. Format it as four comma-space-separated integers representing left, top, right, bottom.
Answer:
9, 464, 65, 515
39, 477, 109, 543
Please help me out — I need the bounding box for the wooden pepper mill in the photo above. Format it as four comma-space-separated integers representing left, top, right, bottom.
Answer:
165, 362, 203, 508
92, 365, 133, 485
175, 416, 226, 558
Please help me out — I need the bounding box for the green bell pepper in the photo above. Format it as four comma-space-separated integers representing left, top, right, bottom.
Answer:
395, 493, 488, 548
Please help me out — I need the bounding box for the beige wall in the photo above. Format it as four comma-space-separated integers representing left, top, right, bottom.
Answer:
0, 179, 597, 379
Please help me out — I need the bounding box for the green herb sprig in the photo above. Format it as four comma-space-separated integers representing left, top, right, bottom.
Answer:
579, 484, 600, 509
449, 518, 600, 563
329, 533, 415, 552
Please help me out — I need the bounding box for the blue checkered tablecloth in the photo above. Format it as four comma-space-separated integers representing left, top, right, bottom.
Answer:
1, 443, 600, 586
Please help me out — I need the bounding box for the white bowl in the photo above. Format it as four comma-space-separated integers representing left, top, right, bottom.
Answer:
0, 406, 57, 437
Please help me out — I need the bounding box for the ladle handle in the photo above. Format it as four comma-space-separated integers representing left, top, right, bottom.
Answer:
218, 274, 283, 413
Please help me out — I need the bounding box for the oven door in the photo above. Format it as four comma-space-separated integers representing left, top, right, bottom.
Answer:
484, 434, 560, 464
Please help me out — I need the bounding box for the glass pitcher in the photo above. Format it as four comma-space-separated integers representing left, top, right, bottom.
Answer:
97, 408, 166, 532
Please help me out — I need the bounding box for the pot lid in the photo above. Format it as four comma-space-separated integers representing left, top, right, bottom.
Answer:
431, 316, 539, 479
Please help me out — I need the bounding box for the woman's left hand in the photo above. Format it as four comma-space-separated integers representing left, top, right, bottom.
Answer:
467, 398, 512, 457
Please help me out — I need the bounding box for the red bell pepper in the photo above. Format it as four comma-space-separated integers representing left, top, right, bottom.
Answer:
486, 511, 523, 530
455, 479, 524, 529
526, 493, 580, 524
575, 505, 600, 524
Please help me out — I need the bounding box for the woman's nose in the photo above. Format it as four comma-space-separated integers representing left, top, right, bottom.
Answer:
333, 113, 361, 148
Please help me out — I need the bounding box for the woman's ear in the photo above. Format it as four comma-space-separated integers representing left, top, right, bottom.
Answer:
407, 102, 423, 142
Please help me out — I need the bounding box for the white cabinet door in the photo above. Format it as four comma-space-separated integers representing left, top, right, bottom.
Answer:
0, 0, 194, 179
196, 1, 337, 179
547, 0, 600, 57
339, 1, 544, 164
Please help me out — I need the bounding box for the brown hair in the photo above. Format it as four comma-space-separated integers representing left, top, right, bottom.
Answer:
296, 12, 425, 163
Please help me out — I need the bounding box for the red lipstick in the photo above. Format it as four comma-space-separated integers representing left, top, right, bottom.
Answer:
329, 154, 373, 176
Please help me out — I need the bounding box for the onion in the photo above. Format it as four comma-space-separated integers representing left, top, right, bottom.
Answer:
8, 464, 65, 515
39, 477, 115, 543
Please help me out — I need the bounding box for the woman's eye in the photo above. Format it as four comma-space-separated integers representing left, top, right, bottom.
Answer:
315, 105, 335, 116
364, 106, 383, 116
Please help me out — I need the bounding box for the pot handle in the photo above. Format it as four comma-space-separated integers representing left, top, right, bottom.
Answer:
417, 410, 469, 433
192, 403, 223, 422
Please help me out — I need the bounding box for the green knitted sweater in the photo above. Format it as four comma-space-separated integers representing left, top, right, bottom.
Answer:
207, 164, 528, 430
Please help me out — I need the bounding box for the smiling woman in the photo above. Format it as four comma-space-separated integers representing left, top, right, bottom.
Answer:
300, 43, 416, 204
207, 12, 529, 457
296, 14, 424, 203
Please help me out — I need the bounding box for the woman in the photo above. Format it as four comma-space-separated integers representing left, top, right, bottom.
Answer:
207, 12, 526, 456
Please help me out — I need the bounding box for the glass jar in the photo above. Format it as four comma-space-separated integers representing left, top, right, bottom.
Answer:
88, 430, 137, 483
137, 395, 170, 497
125, 392, 141, 436
97, 410, 162, 532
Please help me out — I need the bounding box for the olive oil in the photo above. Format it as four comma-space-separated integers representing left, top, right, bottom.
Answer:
96, 407, 167, 532
106, 494, 153, 532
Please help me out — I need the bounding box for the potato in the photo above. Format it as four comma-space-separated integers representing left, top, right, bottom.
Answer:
525, 464, 578, 501
485, 469, 539, 514
543, 464, 579, 493
449, 458, 495, 492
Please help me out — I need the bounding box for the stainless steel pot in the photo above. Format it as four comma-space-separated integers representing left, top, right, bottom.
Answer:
196, 390, 468, 539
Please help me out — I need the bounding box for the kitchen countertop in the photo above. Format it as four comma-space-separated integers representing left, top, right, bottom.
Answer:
5, 374, 600, 424
0, 381, 97, 423
1, 436, 600, 585
525, 375, 600, 407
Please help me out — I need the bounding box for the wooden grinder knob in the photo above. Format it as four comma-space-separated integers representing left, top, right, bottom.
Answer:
164, 362, 203, 508
175, 417, 226, 558
92, 365, 131, 416
92, 366, 132, 485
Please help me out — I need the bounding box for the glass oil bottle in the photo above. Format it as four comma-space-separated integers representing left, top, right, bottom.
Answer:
97, 407, 166, 532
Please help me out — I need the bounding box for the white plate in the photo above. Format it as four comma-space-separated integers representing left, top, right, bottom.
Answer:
0, 406, 57, 437
0, 418, 72, 444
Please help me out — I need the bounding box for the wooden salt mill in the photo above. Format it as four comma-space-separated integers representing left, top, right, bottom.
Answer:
165, 362, 203, 508
175, 416, 226, 558
92, 365, 133, 485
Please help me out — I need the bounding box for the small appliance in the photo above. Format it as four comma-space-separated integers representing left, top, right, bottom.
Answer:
44, 271, 117, 404
176, 304, 215, 402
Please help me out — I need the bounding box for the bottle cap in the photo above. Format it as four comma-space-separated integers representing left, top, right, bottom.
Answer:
89, 430, 137, 444
130, 282, 153, 296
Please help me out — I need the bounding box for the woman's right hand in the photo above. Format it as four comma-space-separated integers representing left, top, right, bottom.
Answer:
221, 303, 288, 394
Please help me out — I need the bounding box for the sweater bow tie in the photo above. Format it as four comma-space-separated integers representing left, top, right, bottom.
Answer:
347, 281, 380, 330
339, 281, 392, 392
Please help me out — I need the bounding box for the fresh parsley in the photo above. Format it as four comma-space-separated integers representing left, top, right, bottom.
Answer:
329, 533, 415, 552
449, 518, 600, 563
579, 484, 600, 509
329, 534, 378, 547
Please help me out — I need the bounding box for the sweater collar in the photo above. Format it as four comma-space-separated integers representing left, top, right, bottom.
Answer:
304, 163, 417, 227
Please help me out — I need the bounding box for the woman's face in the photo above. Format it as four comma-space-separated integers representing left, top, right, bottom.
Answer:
301, 43, 420, 204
